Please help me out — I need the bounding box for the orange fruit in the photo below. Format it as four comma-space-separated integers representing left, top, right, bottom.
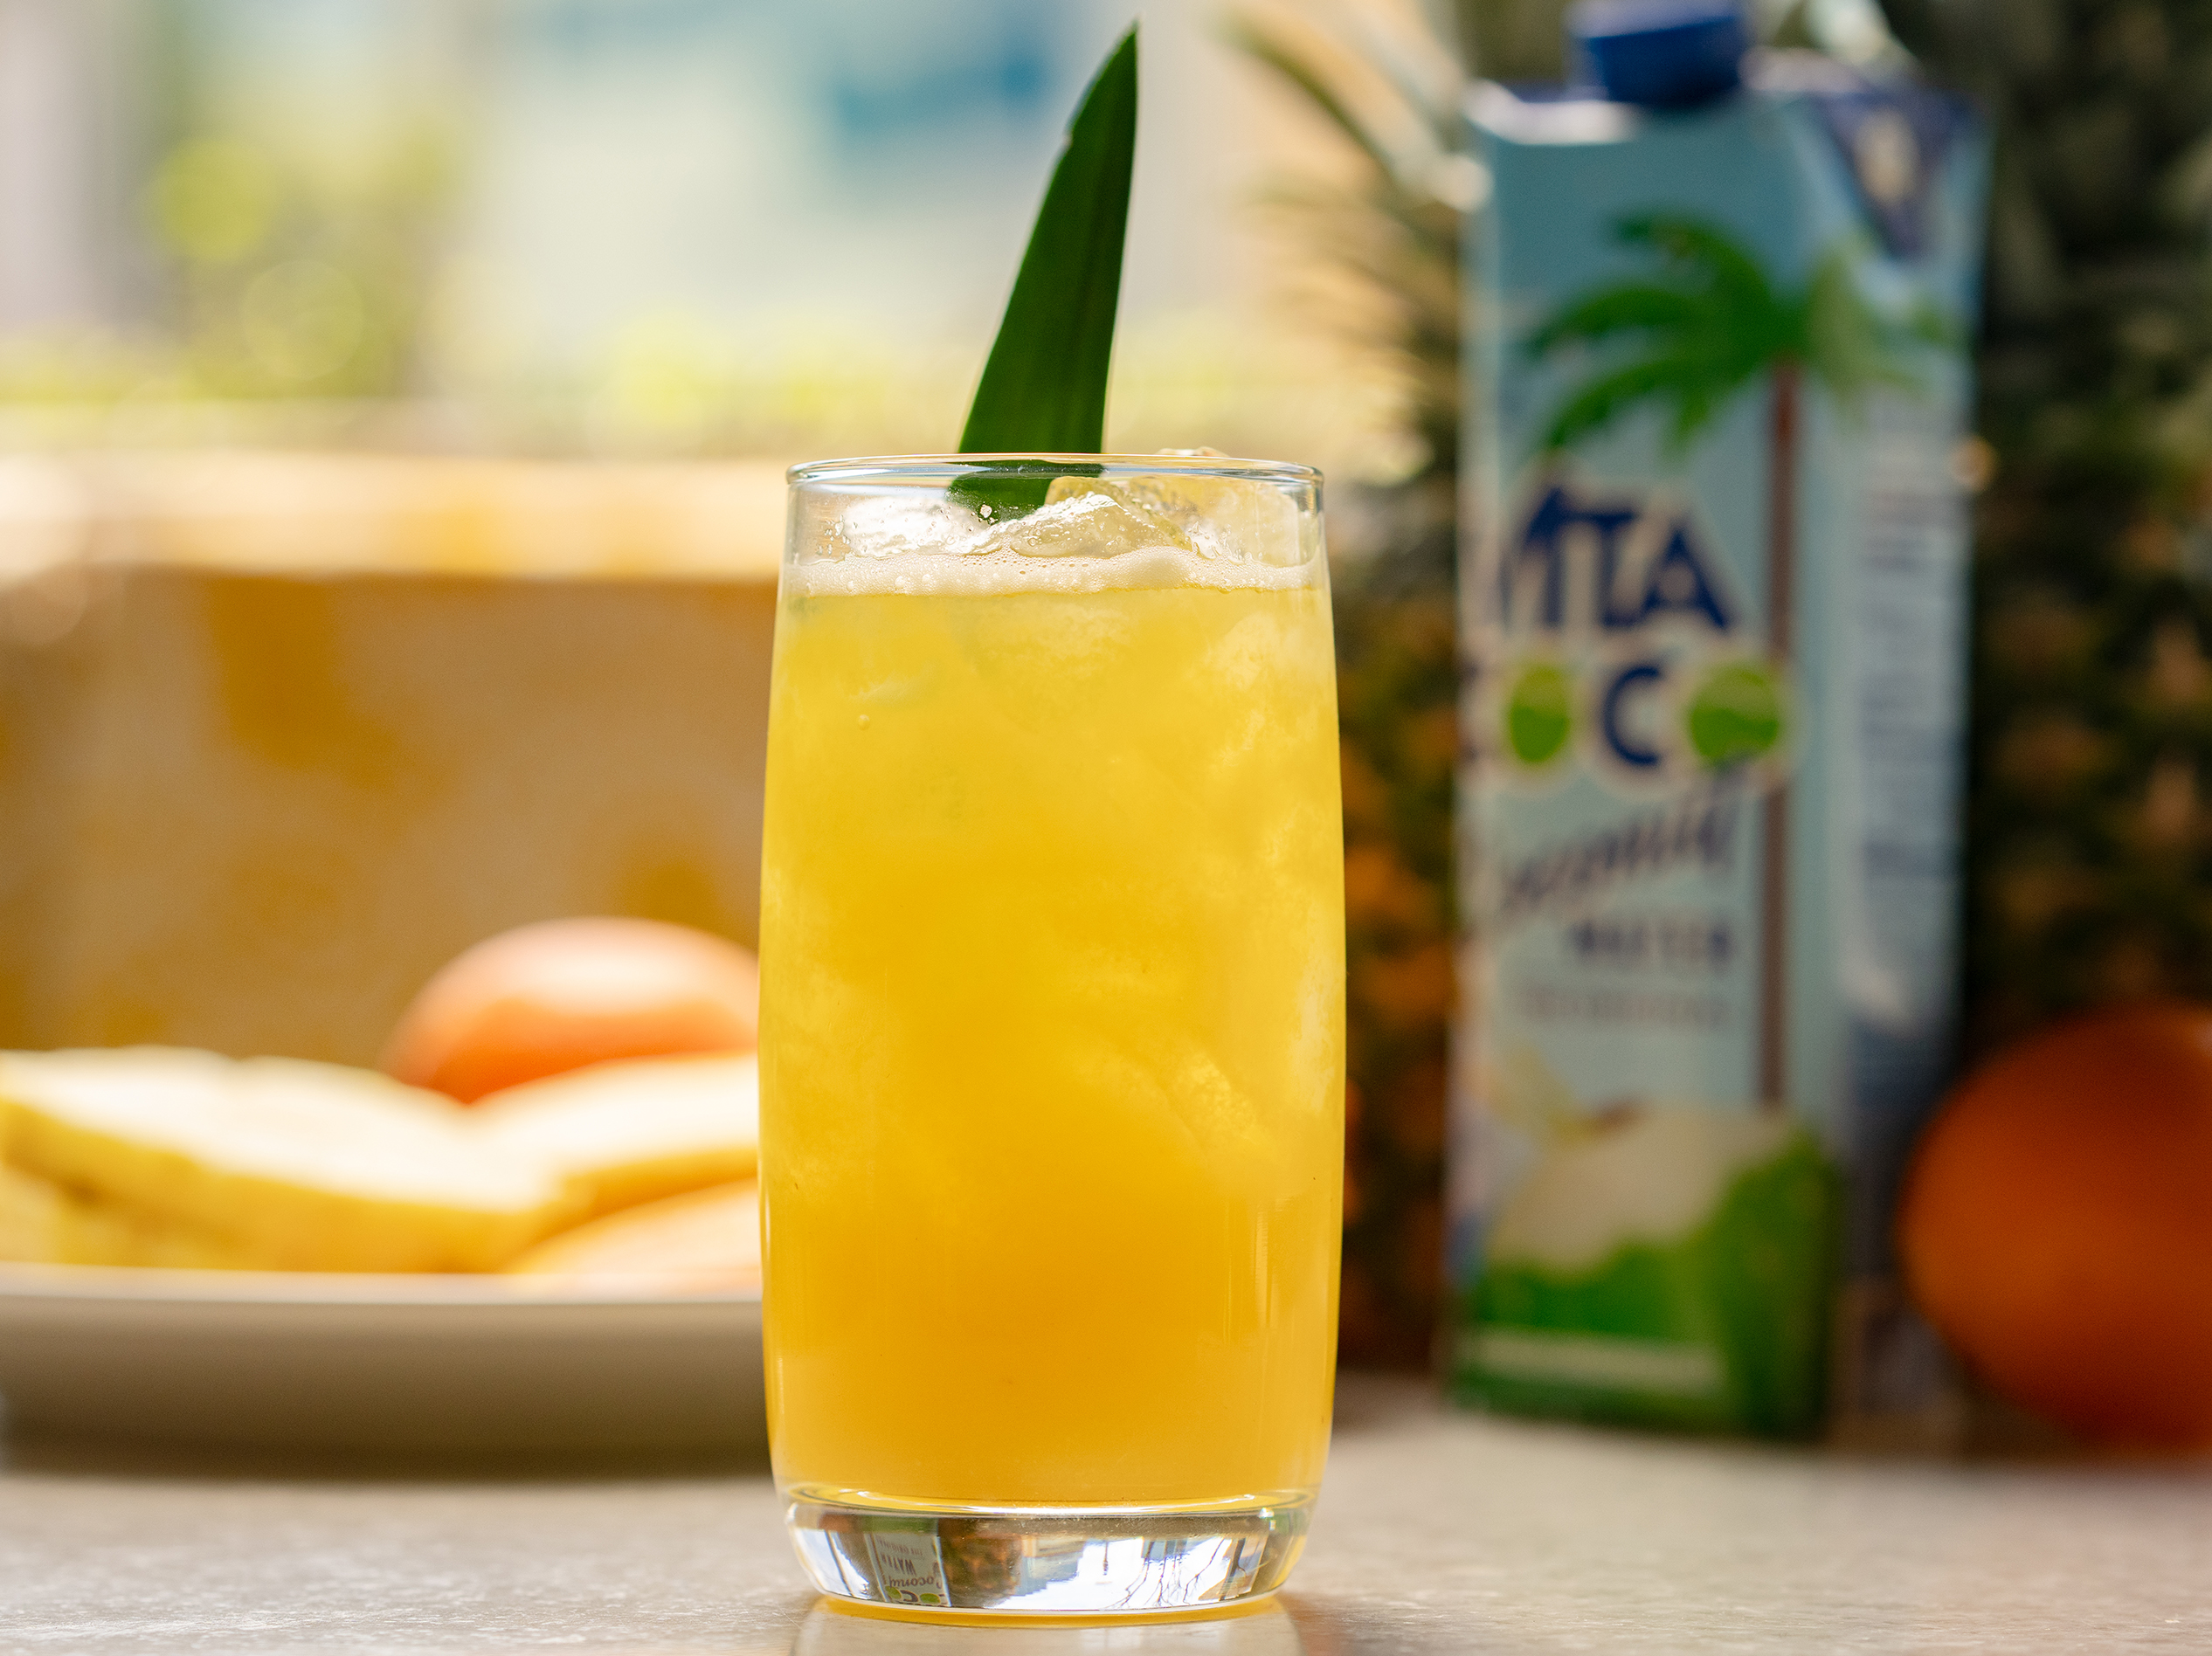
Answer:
1899, 1003, 2212, 1449
383, 918, 758, 1104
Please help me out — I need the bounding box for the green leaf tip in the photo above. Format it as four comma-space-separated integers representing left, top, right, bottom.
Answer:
957, 26, 1138, 464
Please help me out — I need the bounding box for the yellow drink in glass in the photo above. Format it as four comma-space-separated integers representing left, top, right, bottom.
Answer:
760, 458, 1343, 1614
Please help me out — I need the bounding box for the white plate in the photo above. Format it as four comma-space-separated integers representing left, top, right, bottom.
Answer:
0, 1263, 764, 1459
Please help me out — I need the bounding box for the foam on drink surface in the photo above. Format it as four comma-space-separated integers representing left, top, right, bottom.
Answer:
791, 475, 1317, 598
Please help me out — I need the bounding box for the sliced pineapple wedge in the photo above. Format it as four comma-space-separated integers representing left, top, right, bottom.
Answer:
504, 1180, 759, 1294
469, 1052, 758, 1223
0, 1160, 266, 1269
0, 1048, 571, 1272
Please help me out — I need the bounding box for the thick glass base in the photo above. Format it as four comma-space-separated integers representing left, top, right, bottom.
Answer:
784, 1488, 1313, 1616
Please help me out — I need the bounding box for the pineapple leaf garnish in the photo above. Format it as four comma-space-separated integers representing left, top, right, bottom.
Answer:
952, 27, 1137, 518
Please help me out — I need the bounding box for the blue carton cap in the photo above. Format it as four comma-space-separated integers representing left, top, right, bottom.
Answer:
1567, 0, 1747, 108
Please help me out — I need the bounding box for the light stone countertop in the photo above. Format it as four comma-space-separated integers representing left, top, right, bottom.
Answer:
2, 1378, 2206, 1654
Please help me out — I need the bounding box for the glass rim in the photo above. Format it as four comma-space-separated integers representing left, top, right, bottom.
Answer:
786, 452, 1323, 487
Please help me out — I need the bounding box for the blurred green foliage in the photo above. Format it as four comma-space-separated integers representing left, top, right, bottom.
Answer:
142, 105, 453, 399
0, 1, 456, 408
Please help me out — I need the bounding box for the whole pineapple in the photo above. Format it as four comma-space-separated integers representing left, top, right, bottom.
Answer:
1879, 0, 2212, 1051
1232, 3, 1466, 1368
1333, 486, 1459, 1370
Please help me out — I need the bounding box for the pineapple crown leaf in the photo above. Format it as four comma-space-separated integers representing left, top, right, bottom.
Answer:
1223, 8, 1460, 206
1223, 15, 1398, 183
1325, 3, 1464, 160
1252, 176, 1460, 265
1225, 2, 1465, 482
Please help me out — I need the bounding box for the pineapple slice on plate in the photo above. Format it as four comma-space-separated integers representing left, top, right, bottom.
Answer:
470, 1052, 758, 1223
0, 1048, 571, 1273
505, 1180, 759, 1295
0, 1160, 264, 1270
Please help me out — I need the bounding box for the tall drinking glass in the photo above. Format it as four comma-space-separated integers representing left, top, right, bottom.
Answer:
758, 456, 1344, 1617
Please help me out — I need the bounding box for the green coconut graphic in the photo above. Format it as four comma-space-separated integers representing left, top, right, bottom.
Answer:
1460, 1101, 1837, 1438
1686, 660, 1787, 768
1504, 661, 1576, 767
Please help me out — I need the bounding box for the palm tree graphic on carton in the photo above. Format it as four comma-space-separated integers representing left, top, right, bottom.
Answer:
1525, 213, 1947, 1109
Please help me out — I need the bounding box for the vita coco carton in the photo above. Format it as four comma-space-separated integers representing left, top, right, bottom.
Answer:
1452, 59, 1987, 1438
